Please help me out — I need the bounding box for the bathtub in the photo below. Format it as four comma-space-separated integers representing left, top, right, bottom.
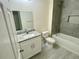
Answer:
52, 33, 79, 55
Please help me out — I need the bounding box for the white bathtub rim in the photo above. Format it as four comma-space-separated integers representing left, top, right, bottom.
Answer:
52, 33, 79, 56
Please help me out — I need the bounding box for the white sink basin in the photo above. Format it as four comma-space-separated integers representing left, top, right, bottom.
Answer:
23, 34, 35, 39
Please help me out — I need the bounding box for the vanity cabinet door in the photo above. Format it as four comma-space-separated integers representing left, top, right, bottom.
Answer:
20, 39, 32, 59
20, 44, 32, 59
31, 36, 42, 55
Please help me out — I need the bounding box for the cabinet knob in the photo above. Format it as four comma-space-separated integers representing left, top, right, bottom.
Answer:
20, 49, 24, 52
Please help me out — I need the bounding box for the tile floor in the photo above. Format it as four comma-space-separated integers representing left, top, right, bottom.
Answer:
30, 43, 79, 59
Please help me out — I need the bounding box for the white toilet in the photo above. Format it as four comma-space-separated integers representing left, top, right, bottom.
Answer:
42, 31, 55, 45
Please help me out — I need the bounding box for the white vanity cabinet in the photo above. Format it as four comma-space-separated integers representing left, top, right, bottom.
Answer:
19, 36, 42, 59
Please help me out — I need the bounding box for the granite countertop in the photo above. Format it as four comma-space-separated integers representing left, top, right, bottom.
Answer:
17, 31, 41, 43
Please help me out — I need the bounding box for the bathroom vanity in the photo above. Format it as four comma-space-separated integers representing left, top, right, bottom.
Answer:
12, 9, 42, 59
17, 31, 42, 59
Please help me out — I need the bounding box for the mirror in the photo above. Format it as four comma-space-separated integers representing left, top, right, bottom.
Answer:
12, 11, 34, 32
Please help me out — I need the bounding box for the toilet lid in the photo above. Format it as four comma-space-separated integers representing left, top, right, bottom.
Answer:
46, 37, 55, 43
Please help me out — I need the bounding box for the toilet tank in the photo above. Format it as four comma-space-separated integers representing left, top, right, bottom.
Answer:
42, 31, 49, 38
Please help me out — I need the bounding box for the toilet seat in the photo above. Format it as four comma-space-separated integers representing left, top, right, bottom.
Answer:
45, 37, 55, 44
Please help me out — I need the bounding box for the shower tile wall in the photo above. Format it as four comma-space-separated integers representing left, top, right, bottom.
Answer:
60, 0, 79, 38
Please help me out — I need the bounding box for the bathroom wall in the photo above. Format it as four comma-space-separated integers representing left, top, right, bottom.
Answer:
9, 0, 32, 11
0, 0, 9, 8
32, 0, 50, 32
48, 0, 54, 35
60, 0, 79, 38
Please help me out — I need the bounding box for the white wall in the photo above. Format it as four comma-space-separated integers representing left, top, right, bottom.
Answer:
32, 0, 54, 34
48, 0, 54, 34
0, 0, 8, 7
32, 0, 50, 32
9, 0, 32, 11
